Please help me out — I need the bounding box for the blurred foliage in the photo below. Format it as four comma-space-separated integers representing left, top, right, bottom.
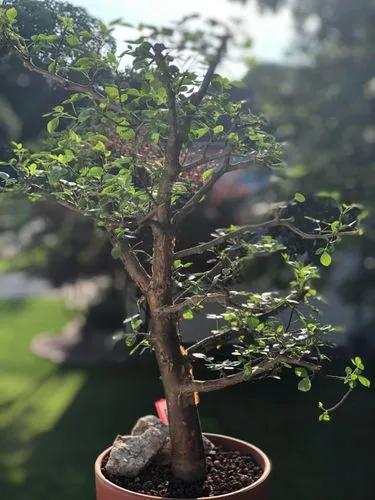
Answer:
0, 0, 126, 336
241, 0, 375, 340
0, 0, 112, 145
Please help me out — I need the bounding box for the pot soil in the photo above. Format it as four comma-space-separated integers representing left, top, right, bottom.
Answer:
95, 433, 271, 500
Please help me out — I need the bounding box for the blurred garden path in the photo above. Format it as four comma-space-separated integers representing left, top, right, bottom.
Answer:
0, 272, 50, 299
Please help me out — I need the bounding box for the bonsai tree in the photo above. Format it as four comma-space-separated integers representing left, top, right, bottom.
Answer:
0, 7, 369, 483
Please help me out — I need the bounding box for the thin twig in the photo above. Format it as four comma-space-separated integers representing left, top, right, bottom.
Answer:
325, 388, 353, 413
172, 145, 234, 226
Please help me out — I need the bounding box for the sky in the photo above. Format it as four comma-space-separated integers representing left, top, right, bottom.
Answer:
68, 0, 294, 78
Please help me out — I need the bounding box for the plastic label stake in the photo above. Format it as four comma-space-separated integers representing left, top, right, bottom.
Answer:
155, 398, 169, 425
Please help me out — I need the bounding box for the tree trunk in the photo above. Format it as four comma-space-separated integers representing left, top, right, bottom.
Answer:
151, 313, 206, 482
148, 226, 206, 482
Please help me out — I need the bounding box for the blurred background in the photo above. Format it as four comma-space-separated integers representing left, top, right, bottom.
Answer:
0, 0, 374, 499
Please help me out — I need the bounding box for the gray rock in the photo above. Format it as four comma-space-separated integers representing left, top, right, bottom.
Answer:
106, 414, 215, 476
131, 415, 168, 436
105, 426, 167, 477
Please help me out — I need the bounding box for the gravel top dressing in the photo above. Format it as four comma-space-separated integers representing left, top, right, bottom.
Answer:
102, 446, 263, 498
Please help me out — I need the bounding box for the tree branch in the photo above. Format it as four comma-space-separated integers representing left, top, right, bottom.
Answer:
172, 145, 235, 226
11, 49, 124, 114
111, 236, 151, 294
325, 388, 353, 413
158, 291, 246, 314
280, 220, 358, 241
175, 217, 282, 258
153, 44, 181, 175
175, 216, 358, 259
186, 289, 305, 356
181, 151, 228, 172
190, 34, 229, 107
181, 355, 320, 394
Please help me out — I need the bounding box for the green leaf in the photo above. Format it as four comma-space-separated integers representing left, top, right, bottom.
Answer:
111, 246, 121, 259
173, 259, 183, 270
64, 149, 74, 162
352, 356, 365, 370
298, 377, 311, 392
126, 88, 140, 97
68, 129, 81, 142
295, 367, 308, 378
194, 127, 209, 139
201, 167, 214, 182
125, 333, 137, 347
213, 125, 224, 134
319, 412, 331, 423
105, 86, 119, 99
243, 362, 253, 381
66, 35, 79, 46
145, 71, 154, 81
88, 166, 103, 178
320, 251, 332, 267
131, 318, 143, 331
116, 126, 135, 140
358, 376, 370, 388
183, 309, 194, 320
93, 141, 106, 153
47, 117, 60, 134
6, 7, 17, 21
151, 132, 160, 144
294, 192, 306, 203
246, 316, 260, 329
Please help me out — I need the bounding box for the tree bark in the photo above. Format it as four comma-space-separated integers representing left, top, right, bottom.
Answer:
151, 313, 206, 481
148, 225, 206, 482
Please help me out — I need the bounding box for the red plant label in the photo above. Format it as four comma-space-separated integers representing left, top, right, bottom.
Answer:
155, 398, 169, 425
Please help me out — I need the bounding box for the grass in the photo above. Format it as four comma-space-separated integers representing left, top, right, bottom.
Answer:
0, 297, 374, 500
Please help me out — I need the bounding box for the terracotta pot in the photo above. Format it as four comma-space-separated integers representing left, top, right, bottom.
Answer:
95, 433, 271, 500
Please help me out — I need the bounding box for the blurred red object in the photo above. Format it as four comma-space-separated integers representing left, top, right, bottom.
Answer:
155, 398, 168, 425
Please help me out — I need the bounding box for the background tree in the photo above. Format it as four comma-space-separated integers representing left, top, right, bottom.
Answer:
233, 0, 375, 348
0, 0, 129, 363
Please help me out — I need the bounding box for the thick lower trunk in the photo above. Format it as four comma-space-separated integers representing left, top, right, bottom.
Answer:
150, 312, 206, 482
148, 222, 206, 481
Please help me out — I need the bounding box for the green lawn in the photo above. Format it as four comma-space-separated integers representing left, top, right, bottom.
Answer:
0, 297, 374, 500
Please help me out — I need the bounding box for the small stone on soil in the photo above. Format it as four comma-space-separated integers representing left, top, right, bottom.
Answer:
105, 427, 167, 478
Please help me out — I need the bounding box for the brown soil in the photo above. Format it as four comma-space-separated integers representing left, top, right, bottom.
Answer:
102, 446, 262, 498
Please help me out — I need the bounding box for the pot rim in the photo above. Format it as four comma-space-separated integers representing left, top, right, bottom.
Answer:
95, 432, 272, 500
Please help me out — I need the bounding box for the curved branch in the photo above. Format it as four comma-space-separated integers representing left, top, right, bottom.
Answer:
190, 34, 229, 107
15, 53, 123, 114
111, 236, 151, 295
181, 151, 229, 172
158, 291, 245, 314
172, 146, 236, 225
325, 388, 353, 413
182, 355, 320, 394
280, 220, 358, 241
175, 216, 358, 259
175, 217, 282, 258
